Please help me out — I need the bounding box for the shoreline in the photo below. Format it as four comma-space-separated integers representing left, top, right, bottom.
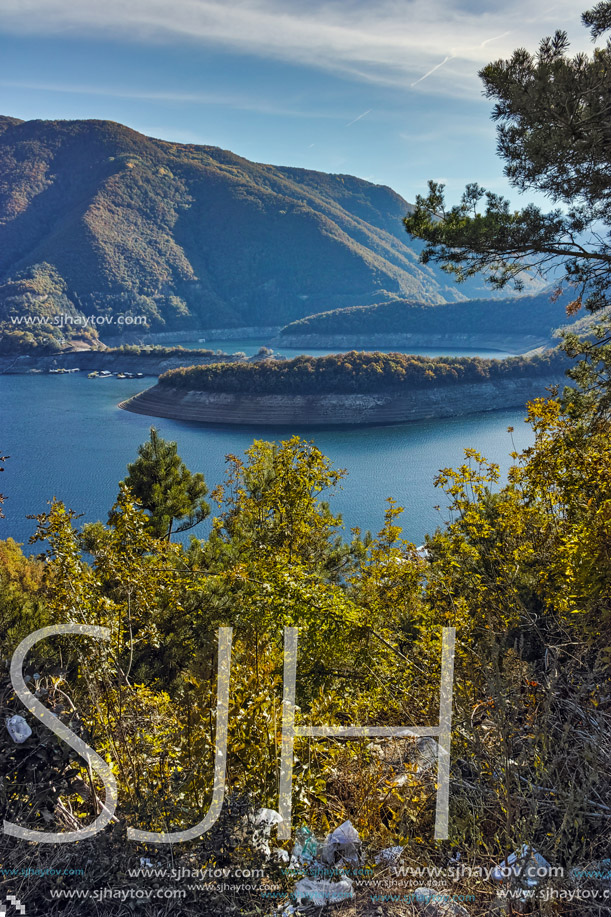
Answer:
275, 331, 552, 355
101, 325, 282, 346
119, 373, 565, 427
0, 327, 550, 371
0, 349, 245, 376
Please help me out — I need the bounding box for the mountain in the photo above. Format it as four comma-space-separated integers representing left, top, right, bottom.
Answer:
0, 115, 529, 352
279, 291, 577, 344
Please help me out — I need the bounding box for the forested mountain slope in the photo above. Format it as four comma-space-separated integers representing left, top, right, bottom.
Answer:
0, 115, 511, 351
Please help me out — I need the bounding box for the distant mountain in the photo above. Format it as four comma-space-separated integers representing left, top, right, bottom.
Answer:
0, 116, 533, 352
280, 292, 577, 346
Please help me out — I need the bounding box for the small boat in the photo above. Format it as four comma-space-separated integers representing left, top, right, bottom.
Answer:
87, 372, 99, 379
117, 373, 126, 379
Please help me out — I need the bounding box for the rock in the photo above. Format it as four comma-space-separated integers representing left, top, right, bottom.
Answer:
320, 819, 362, 868
293, 876, 354, 907
414, 737, 438, 775
414, 887, 470, 916
6, 714, 32, 743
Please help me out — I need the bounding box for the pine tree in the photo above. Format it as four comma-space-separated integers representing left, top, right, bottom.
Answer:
404, 2, 611, 312
121, 427, 209, 539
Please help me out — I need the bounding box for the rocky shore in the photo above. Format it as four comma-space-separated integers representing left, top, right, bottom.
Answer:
276, 331, 551, 354
103, 325, 281, 346
0, 349, 244, 376
119, 373, 565, 427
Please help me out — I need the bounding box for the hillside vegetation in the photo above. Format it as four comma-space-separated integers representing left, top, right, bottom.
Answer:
0, 116, 514, 354
1, 335, 609, 912
280, 290, 576, 341
160, 349, 568, 395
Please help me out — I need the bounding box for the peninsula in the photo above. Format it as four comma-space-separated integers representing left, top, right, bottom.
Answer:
119, 350, 569, 426
278, 292, 576, 353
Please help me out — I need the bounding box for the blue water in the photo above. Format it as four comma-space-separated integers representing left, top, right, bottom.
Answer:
179, 337, 517, 361
1, 369, 535, 552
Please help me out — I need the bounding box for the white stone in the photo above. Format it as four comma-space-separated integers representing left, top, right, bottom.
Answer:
415, 736, 438, 774
6, 715, 32, 743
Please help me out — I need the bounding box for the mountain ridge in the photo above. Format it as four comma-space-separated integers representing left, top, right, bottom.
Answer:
279, 291, 576, 345
0, 116, 531, 353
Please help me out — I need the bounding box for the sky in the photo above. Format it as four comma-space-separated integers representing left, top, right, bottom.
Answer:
0, 0, 595, 206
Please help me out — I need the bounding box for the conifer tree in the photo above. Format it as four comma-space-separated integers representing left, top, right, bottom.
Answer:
121, 427, 209, 539
404, 2, 611, 312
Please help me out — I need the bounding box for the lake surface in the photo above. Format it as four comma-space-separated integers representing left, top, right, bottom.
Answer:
1, 345, 536, 552
179, 337, 517, 360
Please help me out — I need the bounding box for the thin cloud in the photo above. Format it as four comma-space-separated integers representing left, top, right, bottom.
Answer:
345, 108, 372, 126
0, 1, 592, 98
480, 31, 511, 47
410, 31, 513, 90
411, 56, 453, 88
0, 79, 341, 119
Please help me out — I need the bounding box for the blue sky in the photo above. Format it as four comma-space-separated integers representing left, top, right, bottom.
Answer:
0, 0, 593, 206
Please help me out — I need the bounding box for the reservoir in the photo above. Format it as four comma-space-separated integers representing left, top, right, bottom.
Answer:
1, 341, 538, 551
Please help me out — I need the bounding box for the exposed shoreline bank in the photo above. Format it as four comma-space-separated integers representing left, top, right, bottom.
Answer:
119, 373, 565, 427
0, 349, 244, 376
102, 325, 282, 346
276, 331, 551, 355
0, 329, 543, 376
